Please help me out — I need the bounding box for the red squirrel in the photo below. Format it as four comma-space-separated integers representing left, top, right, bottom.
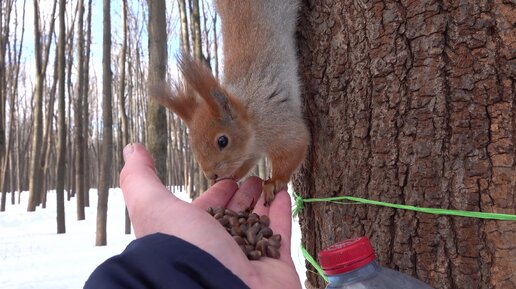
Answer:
151, 0, 309, 205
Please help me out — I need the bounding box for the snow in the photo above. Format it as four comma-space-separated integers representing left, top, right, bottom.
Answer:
0, 188, 307, 288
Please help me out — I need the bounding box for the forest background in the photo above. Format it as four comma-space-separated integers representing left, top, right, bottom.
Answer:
1, 1, 516, 288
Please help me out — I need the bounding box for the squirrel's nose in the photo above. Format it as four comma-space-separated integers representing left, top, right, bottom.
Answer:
205, 172, 218, 181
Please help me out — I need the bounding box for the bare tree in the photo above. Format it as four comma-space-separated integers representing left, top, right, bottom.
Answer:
27, 0, 57, 211
96, 0, 113, 246
295, 1, 516, 288
55, 0, 67, 233
0, 0, 22, 211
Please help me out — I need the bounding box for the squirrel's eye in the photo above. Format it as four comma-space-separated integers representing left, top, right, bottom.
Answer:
217, 135, 229, 150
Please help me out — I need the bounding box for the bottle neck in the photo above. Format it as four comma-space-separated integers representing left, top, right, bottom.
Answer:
326, 260, 380, 286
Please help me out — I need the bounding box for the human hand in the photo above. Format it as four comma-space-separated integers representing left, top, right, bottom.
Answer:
120, 143, 302, 289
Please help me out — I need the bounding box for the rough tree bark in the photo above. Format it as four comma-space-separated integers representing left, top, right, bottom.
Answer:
146, 0, 168, 183
294, 1, 516, 289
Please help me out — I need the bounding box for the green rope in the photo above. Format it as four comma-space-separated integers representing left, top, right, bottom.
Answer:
292, 192, 516, 220
292, 192, 516, 282
301, 245, 328, 283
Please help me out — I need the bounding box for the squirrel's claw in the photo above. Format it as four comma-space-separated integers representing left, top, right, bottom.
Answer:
263, 179, 287, 206
263, 180, 275, 207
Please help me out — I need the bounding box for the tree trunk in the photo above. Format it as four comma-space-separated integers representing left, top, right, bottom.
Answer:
55, 0, 67, 234
0, 0, 15, 211
178, 0, 190, 53
120, 0, 131, 235
40, 48, 58, 208
119, 0, 130, 154
200, 0, 210, 65
189, 0, 202, 60
75, 0, 86, 221
0, 0, 12, 196
212, 12, 218, 79
27, 0, 57, 211
295, 1, 516, 289
96, 0, 113, 246
146, 0, 168, 183
66, 17, 76, 200
83, 0, 92, 207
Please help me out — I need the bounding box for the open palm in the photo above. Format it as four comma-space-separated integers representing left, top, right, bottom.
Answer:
120, 144, 302, 289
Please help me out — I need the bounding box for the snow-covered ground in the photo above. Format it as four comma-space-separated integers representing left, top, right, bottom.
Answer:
0, 188, 307, 288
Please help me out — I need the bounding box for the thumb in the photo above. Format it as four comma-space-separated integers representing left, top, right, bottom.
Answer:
119, 144, 176, 225
121, 143, 156, 176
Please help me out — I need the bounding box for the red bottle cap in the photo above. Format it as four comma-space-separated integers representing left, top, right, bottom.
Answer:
318, 237, 376, 275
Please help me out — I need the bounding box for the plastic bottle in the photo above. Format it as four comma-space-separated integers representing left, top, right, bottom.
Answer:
318, 237, 434, 289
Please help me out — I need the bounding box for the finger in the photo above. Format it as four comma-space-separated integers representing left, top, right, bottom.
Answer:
192, 179, 239, 210
226, 176, 263, 212
119, 143, 179, 236
266, 190, 294, 265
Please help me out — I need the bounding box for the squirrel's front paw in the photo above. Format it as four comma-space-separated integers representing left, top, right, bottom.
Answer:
262, 179, 287, 206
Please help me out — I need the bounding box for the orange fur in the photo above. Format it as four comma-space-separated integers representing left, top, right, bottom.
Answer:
153, 0, 309, 206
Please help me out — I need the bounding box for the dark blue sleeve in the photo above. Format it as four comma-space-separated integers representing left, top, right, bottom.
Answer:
84, 233, 250, 289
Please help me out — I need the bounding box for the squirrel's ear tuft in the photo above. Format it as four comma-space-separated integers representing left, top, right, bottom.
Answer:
149, 82, 197, 124
178, 53, 240, 122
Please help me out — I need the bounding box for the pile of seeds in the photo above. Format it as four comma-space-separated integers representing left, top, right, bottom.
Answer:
207, 206, 281, 260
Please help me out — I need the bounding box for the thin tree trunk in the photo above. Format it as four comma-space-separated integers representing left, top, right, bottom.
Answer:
55, 0, 67, 234
66, 13, 76, 200
9, 152, 15, 205
0, 0, 16, 211
0, 0, 13, 197
40, 46, 58, 209
119, 0, 131, 234
119, 0, 129, 151
83, 0, 92, 207
96, 0, 113, 246
15, 101, 21, 200
212, 12, 218, 79
189, 0, 201, 60
177, 0, 190, 53
190, 0, 205, 196
75, 0, 85, 220
200, 0, 210, 65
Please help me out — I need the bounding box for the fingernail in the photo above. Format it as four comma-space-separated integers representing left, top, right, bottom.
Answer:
123, 144, 134, 161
